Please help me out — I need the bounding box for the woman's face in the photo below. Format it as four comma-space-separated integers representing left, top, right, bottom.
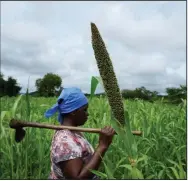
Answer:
74, 104, 89, 126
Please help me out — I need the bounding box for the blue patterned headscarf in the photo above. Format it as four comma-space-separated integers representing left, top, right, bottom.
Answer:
44, 87, 88, 124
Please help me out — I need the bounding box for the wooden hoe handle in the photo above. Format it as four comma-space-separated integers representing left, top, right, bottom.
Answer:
9, 119, 142, 136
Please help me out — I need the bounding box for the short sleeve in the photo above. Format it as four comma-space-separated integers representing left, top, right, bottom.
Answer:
51, 130, 82, 164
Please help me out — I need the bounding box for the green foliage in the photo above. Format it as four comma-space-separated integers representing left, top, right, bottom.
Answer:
0, 96, 186, 179
35, 73, 62, 97
166, 85, 187, 104
0, 73, 6, 96
0, 72, 186, 179
121, 86, 159, 102
90, 85, 186, 105
0, 74, 21, 97
90, 76, 103, 99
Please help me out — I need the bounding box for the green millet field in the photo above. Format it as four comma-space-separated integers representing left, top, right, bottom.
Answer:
0, 95, 186, 179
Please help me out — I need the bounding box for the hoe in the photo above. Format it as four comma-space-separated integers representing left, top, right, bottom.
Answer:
9, 119, 142, 143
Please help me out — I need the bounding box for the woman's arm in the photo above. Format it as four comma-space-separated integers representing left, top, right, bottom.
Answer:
59, 126, 115, 179
60, 145, 107, 179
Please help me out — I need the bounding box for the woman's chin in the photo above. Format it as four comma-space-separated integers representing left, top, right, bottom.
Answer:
82, 119, 88, 125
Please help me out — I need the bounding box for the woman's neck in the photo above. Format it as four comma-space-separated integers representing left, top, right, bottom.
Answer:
61, 117, 76, 127
61, 117, 83, 135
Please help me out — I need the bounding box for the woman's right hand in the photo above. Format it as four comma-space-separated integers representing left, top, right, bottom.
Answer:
99, 126, 115, 150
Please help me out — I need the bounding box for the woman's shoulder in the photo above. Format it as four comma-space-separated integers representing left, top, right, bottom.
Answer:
51, 130, 77, 153
52, 129, 90, 148
53, 129, 74, 141
55, 129, 73, 136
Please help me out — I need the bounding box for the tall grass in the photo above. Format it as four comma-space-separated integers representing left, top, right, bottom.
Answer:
0, 93, 186, 179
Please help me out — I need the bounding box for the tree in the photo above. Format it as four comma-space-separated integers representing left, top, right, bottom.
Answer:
0, 75, 21, 97
56, 86, 63, 96
0, 73, 6, 97
179, 85, 187, 99
6, 77, 21, 97
35, 73, 62, 97
166, 85, 187, 104
135, 87, 151, 100
121, 86, 159, 102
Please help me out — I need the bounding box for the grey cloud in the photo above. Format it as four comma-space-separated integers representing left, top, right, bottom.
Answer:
1, 1, 186, 94
97, 2, 186, 56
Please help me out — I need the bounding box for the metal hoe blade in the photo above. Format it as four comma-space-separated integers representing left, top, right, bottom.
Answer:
15, 128, 26, 142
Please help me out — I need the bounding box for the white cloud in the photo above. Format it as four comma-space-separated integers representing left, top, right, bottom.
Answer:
1, 1, 186, 94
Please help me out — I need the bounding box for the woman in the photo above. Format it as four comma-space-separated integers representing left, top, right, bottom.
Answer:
45, 87, 115, 179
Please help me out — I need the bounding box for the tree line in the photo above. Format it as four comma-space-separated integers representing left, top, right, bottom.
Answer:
0, 73, 21, 97
0, 73, 186, 104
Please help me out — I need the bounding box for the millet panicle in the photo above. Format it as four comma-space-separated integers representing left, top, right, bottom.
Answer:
91, 22, 125, 125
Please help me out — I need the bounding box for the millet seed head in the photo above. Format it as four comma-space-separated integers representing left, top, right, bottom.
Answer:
91, 22, 125, 125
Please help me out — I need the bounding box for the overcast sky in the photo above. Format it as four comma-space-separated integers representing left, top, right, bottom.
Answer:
1, 1, 186, 94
